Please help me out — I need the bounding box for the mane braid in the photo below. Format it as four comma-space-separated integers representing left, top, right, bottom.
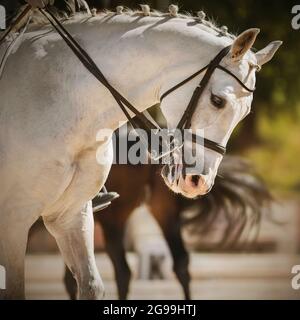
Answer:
23, 4, 235, 40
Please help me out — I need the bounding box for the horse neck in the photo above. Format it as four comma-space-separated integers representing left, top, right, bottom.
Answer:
64, 15, 231, 129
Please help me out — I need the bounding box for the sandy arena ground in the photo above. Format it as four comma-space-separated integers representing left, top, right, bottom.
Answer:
25, 253, 300, 300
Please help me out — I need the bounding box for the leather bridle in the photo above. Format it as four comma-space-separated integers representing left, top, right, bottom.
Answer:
160, 45, 255, 156
40, 7, 256, 159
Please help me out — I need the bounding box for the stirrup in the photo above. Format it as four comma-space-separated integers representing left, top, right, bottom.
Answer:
92, 186, 119, 213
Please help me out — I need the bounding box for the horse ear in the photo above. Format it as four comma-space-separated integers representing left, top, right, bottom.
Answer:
230, 28, 260, 61
255, 41, 283, 67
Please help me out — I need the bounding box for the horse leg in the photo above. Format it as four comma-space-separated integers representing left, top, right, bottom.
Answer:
62, 217, 132, 300
148, 179, 191, 300
43, 201, 104, 300
0, 215, 30, 299
101, 221, 131, 300
162, 221, 191, 300
64, 265, 77, 300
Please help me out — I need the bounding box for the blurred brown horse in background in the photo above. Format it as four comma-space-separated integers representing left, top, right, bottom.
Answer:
63, 156, 271, 300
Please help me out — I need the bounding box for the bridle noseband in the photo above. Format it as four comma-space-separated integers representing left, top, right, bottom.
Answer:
40, 8, 256, 159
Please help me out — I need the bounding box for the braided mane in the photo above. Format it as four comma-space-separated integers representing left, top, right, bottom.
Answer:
26, 3, 235, 40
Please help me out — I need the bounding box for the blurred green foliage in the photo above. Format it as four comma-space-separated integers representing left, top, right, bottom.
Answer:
244, 110, 300, 194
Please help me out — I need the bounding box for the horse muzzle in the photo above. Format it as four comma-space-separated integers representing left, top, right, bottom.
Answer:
161, 164, 214, 198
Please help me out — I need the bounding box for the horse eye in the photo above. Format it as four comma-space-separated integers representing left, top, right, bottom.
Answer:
210, 93, 226, 109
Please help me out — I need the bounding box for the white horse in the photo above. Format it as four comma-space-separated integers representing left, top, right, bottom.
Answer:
0, 7, 281, 299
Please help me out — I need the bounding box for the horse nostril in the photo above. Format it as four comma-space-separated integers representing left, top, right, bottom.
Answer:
171, 166, 176, 177
191, 175, 200, 187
